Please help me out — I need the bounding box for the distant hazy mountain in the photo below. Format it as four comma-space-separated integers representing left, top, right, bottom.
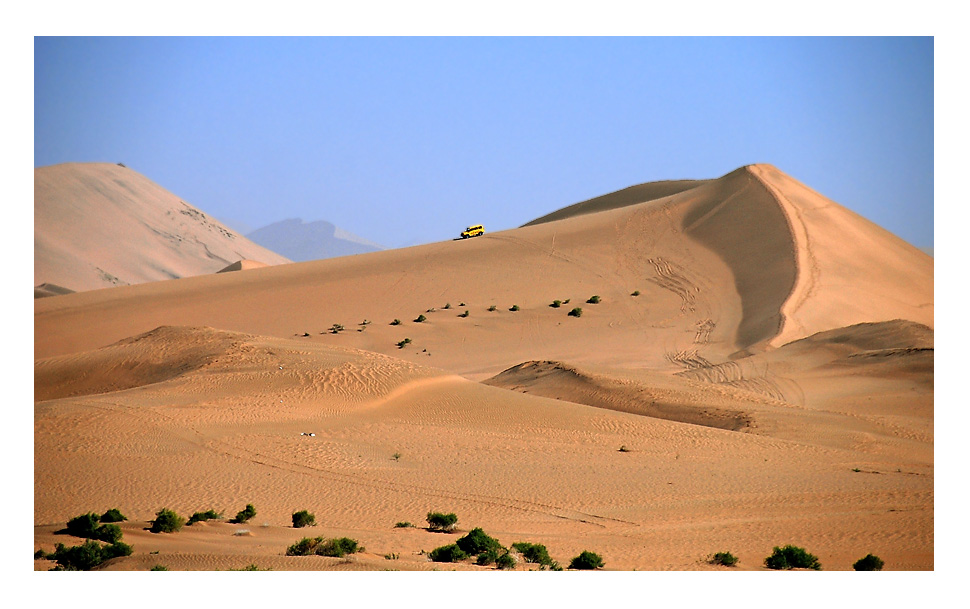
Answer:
246, 219, 384, 262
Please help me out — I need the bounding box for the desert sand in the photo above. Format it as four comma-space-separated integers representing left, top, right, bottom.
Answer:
34, 163, 290, 293
34, 164, 933, 575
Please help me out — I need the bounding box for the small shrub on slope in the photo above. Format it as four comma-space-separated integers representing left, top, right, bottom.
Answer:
429, 544, 469, 563
292, 510, 316, 528
100, 508, 127, 523
764, 545, 821, 570
569, 550, 604, 570
150, 508, 185, 533
456, 528, 502, 556
708, 551, 738, 567
232, 504, 256, 524
187, 509, 221, 525
426, 511, 458, 532
853, 554, 884, 571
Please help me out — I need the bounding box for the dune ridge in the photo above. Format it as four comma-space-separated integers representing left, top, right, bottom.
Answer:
35, 164, 933, 570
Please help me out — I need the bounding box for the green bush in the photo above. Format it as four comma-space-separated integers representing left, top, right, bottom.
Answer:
150, 564, 168, 571
853, 554, 884, 571
708, 551, 738, 567
49, 539, 133, 571
764, 545, 821, 570
316, 537, 362, 557
512, 542, 554, 566
292, 510, 316, 528
100, 508, 127, 523
444, 303, 451, 309
477, 548, 499, 565
66, 513, 101, 538
232, 504, 256, 524
286, 536, 322, 556
631, 290, 640, 296
94, 523, 123, 544
414, 314, 427, 323
394, 521, 414, 528
568, 307, 583, 317
550, 300, 562, 308
456, 528, 502, 556
187, 509, 221, 525
459, 310, 469, 318
426, 511, 458, 532
390, 319, 402, 325
150, 508, 185, 533
569, 550, 604, 570
509, 305, 520, 311
396, 338, 412, 348
428, 544, 469, 563
488, 305, 497, 311
587, 295, 601, 304
495, 552, 516, 570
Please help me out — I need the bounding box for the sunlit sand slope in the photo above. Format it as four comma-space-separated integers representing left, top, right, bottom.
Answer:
34, 163, 290, 292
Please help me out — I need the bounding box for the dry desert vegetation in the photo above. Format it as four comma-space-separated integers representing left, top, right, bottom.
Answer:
34, 163, 932, 573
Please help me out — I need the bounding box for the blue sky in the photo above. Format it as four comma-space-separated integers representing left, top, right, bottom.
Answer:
34, 36, 933, 249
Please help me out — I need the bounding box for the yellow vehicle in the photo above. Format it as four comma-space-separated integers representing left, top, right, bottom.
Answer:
460, 224, 485, 239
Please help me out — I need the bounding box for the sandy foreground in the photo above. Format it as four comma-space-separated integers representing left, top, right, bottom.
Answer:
34, 165, 933, 584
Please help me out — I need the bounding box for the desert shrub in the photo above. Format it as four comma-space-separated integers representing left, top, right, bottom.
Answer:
429, 544, 469, 563
708, 551, 738, 567
569, 550, 604, 570
100, 508, 127, 523
286, 536, 322, 556
587, 295, 601, 304
764, 545, 821, 570
618, 445, 630, 452
35, 549, 51, 560
50, 539, 133, 571
330, 324, 344, 334
187, 509, 221, 525
396, 338, 412, 348
292, 510, 316, 528
459, 310, 469, 318
415, 314, 427, 323
488, 305, 497, 311
512, 542, 554, 566
231, 563, 270, 571
232, 504, 256, 524
395, 521, 415, 528
456, 528, 502, 556
550, 300, 562, 308
631, 290, 640, 296
315, 537, 362, 557
568, 307, 583, 317
444, 303, 451, 309
495, 552, 516, 570
66, 513, 101, 538
509, 305, 520, 311
390, 319, 402, 325
94, 523, 123, 544
150, 508, 185, 533
151, 564, 168, 571
853, 553, 884, 571
477, 548, 499, 565
426, 512, 458, 532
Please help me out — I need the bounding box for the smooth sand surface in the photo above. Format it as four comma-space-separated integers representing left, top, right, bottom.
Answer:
34, 163, 290, 293
34, 165, 933, 572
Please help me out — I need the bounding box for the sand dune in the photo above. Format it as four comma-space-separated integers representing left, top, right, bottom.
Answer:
217, 260, 269, 273
34, 163, 290, 292
34, 164, 933, 571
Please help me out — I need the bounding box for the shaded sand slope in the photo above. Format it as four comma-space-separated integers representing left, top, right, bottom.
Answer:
35, 165, 932, 381
35, 163, 290, 292
35, 327, 932, 570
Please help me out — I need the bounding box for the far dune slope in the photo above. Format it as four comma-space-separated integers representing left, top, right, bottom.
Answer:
34, 163, 291, 292
35, 166, 932, 385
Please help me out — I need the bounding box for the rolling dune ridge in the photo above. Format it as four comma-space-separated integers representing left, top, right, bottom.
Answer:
34, 164, 933, 571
